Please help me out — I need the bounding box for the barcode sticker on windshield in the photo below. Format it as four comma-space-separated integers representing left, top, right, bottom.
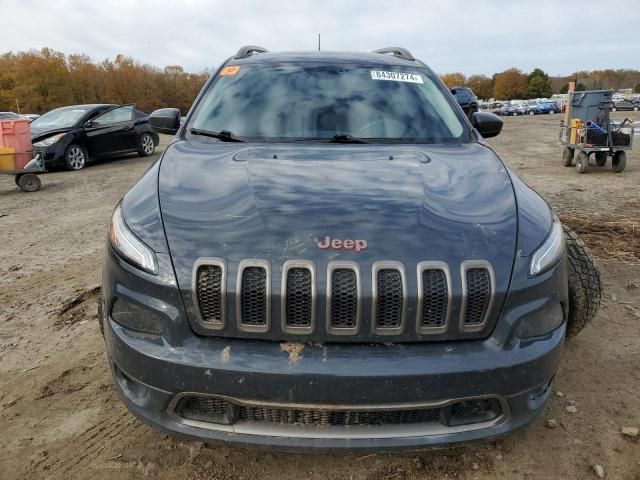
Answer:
370, 71, 423, 84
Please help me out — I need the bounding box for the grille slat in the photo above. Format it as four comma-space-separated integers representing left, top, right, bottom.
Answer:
196, 265, 224, 324
375, 268, 404, 329
420, 269, 448, 328
464, 267, 491, 325
240, 266, 268, 326
285, 267, 313, 327
330, 268, 358, 329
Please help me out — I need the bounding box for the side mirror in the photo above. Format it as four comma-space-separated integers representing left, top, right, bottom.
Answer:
471, 111, 503, 138
149, 108, 181, 135
84, 120, 94, 128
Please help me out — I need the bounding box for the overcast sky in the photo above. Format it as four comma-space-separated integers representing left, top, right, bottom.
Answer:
2, 0, 639, 75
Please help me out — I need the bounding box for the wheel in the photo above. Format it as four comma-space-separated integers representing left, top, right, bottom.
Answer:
611, 107, 617, 112
529, 111, 535, 116
14, 174, 22, 186
137, 133, 155, 157
549, 110, 555, 114
575, 151, 589, 173
563, 225, 602, 338
634, 106, 639, 112
612, 150, 627, 173
65, 144, 87, 170
17, 173, 41, 192
595, 151, 607, 167
562, 147, 574, 167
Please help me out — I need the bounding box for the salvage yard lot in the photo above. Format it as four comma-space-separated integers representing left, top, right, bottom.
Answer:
0, 114, 638, 480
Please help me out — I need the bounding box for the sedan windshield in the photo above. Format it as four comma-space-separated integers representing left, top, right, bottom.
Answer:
191, 65, 468, 143
31, 107, 88, 128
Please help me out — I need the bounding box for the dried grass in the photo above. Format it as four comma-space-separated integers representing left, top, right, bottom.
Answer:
560, 210, 640, 263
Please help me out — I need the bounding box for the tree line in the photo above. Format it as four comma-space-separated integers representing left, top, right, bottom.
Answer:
2, 49, 640, 113
440, 67, 640, 101
0, 48, 209, 114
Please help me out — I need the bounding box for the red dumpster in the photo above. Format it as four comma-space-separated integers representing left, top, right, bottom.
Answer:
0, 118, 32, 169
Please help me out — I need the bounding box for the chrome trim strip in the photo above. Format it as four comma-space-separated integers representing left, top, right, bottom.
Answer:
326, 261, 361, 336
416, 261, 452, 335
191, 257, 227, 331
236, 259, 271, 333
459, 260, 496, 333
166, 392, 510, 440
371, 261, 407, 336
281, 260, 316, 335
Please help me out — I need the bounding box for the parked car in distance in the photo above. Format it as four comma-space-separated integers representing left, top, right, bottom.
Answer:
30, 104, 159, 170
0, 111, 26, 120
23, 113, 40, 122
450, 86, 478, 119
500, 102, 526, 116
101, 45, 601, 451
525, 101, 561, 115
612, 101, 639, 112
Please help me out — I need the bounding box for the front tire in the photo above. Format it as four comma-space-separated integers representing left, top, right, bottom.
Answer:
137, 133, 155, 157
564, 226, 602, 338
65, 144, 87, 170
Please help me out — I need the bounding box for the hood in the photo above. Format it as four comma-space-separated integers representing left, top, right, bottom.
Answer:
31, 126, 72, 142
159, 141, 517, 328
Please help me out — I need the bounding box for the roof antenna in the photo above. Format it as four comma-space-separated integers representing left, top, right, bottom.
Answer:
318, 33, 321, 51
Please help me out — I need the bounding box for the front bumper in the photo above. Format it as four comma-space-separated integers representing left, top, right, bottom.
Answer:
104, 313, 564, 451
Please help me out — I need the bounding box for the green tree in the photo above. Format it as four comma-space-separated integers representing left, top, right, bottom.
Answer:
526, 68, 552, 98
633, 83, 640, 93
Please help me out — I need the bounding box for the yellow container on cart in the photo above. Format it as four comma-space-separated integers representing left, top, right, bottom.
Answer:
569, 118, 583, 145
0, 146, 15, 170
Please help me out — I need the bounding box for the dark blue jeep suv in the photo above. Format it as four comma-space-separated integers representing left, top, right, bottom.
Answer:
101, 46, 601, 451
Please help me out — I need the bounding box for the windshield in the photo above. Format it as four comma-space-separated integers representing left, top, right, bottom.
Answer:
31, 108, 88, 128
191, 65, 468, 143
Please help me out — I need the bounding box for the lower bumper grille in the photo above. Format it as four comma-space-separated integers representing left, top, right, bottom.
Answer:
172, 395, 504, 431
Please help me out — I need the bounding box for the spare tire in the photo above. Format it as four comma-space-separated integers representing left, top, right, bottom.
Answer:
564, 225, 602, 338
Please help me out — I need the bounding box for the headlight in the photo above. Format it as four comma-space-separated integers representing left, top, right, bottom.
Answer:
530, 217, 565, 277
109, 203, 158, 274
33, 133, 66, 147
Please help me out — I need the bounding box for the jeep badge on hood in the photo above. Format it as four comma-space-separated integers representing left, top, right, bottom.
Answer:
317, 235, 368, 252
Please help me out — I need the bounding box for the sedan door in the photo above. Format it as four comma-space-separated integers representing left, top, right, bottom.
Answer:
84, 105, 137, 158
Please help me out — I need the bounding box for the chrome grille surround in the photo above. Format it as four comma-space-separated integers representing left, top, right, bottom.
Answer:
416, 261, 451, 334
192, 257, 227, 331
371, 261, 407, 335
236, 259, 271, 333
459, 260, 495, 333
326, 261, 361, 335
281, 260, 316, 335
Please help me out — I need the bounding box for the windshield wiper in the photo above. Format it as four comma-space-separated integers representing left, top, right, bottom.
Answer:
190, 128, 244, 142
329, 134, 368, 144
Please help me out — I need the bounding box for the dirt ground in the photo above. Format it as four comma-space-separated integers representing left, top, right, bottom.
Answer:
1, 114, 638, 480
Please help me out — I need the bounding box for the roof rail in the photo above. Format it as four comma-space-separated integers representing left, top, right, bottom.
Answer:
372, 47, 415, 61
234, 45, 269, 60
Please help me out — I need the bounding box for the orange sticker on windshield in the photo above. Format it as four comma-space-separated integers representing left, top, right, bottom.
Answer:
220, 66, 241, 76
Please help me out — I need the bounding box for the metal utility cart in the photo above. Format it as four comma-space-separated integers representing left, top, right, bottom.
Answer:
0, 154, 45, 192
559, 89, 634, 174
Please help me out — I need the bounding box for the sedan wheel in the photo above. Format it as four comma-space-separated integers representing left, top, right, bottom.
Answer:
138, 133, 155, 157
65, 145, 86, 170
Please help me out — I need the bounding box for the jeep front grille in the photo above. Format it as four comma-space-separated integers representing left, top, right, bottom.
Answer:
373, 263, 406, 332
193, 258, 496, 339
284, 267, 313, 327
239, 264, 268, 327
195, 264, 224, 324
330, 269, 359, 329
462, 263, 493, 329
